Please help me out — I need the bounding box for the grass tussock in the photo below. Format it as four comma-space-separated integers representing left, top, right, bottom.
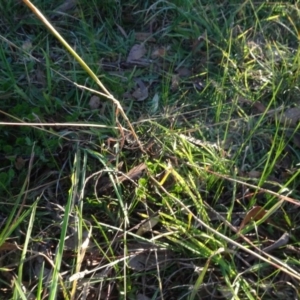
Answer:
1, 0, 300, 299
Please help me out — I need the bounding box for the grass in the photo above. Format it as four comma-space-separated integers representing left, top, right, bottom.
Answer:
1, 0, 300, 299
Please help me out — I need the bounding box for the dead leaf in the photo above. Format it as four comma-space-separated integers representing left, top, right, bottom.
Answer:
151, 47, 167, 59
132, 79, 148, 101
248, 170, 262, 178
64, 229, 94, 251
293, 133, 300, 148
15, 156, 25, 170
253, 101, 267, 113
128, 253, 149, 271
127, 44, 146, 62
89, 95, 100, 109
53, 0, 76, 13
35, 66, 46, 87
132, 88, 148, 101
116, 23, 128, 38
33, 244, 52, 279
135, 32, 156, 42
232, 25, 243, 38
128, 247, 171, 271
120, 162, 147, 182
136, 295, 151, 300
99, 163, 147, 192
237, 98, 266, 113
177, 66, 191, 78
171, 74, 180, 91
136, 215, 160, 236
238, 206, 268, 231
22, 40, 32, 51
150, 93, 159, 113
247, 232, 289, 262
192, 31, 207, 53
218, 286, 233, 299
280, 107, 300, 126
122, 91, 134, 100
193, 79, 206, 90
0, 242, 19, 252
237, 97, 252, 105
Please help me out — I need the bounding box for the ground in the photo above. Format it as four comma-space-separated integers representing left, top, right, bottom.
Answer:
1, 0, 300, 299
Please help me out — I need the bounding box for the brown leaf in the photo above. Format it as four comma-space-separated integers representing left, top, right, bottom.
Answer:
128, 253, 150, 271
232, 25, 243, 38
238, 206, 268, 231
293, 133, 300, 148
248, 170, 262, 178
128, 246, 171, 271
151, 47, 167, 59
51, 0, 76, 19
135, 32, 156, 42
280, 107, 300, 126
64, 229, 94, 251
238, 98, 266, 113
53, 0, 76, 13
237, 97, 252, 105
122, 91, 134, 100
192, 31, 207, 53
171, 74, 180, 91
132, 88, 148, 101
15, 156, 25, 170
89, 95, 100, 109
136, 215, 160, 236
35, 66, 46, 88
0, 242, 18, 252
253, 101, 267, 113
22, 40, 32, 51
177, 66, 191, 78
120, 162, 147, 182
99, 163, 147, 192
247, 232, 289, 263
132, 79, 148, 101
116, 23, 128, 38
127, 44, 146, 62
281, 131, 300, 149
136, 294, 151, 300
